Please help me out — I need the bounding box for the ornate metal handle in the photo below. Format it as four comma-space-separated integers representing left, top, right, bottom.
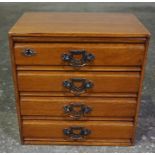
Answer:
22, 49, 36, 56
62, 50, 95, 67
64, 103, 92, 119
63, 126, 91, 140
63, 78, 93, 96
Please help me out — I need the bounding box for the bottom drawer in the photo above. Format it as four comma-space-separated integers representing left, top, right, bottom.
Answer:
22, 120, 134, 145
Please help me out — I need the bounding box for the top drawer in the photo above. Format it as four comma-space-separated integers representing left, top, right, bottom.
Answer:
14, 43, 145, 66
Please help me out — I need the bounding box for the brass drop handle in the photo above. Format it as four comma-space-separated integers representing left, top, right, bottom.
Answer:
63, 126, 91, 140
63, 78, 93, 96
64, 103, 92, 119
22, 49, 36, 56
62, 50, 95, 67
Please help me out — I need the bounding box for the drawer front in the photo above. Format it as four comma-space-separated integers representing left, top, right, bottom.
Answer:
17, 71, 140, 93
14, 43, 145, 66
20, 97, 136, 118
23, 120, 134, 140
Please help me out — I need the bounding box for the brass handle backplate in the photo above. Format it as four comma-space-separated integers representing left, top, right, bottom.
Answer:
62, 49, 95, 68
63, 126, 91, 140
63, 78, 93, 96
64, 103, 92, 119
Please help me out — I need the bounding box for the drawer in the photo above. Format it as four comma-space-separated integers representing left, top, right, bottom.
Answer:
14, 43, 145, 66
17, 71, 140, 93
20, 97, 136, 119
22, 120, 134, 141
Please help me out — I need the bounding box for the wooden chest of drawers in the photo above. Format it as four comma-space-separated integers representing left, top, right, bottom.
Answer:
9, 13, 150, 146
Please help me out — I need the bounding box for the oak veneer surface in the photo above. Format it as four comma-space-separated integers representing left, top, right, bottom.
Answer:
17, 71, 140, 92
20, 97, 136, 118
14, 43, 145, 66
9, 12, 150, 37
22, 120, 134, 139
9, 12, 150, 146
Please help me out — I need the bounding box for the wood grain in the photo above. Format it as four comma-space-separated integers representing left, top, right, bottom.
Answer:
22, 120, 134, 140
20, 97, 137, 118
17, 66, 142, 72
9, 13, 150, 37
9, 12, 150, 146
17, 71, 140, 93
12, 36, 147, 43
24, 138, 132, 146
8, 36, 24, 144
20, 92, 138, 98
22, 116, 134, 121
132, 37, 150, 144
14, 43, 145, 66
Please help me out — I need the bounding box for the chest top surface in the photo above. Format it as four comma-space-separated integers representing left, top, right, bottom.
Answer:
9, 12, 150, 37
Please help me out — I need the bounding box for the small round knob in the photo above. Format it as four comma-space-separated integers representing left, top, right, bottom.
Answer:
63, 80, 72, 88
87, 53, 95, 61
23, 49, 36, 56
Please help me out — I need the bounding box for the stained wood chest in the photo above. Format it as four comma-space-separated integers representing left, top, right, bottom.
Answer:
9, 12, 150, 146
